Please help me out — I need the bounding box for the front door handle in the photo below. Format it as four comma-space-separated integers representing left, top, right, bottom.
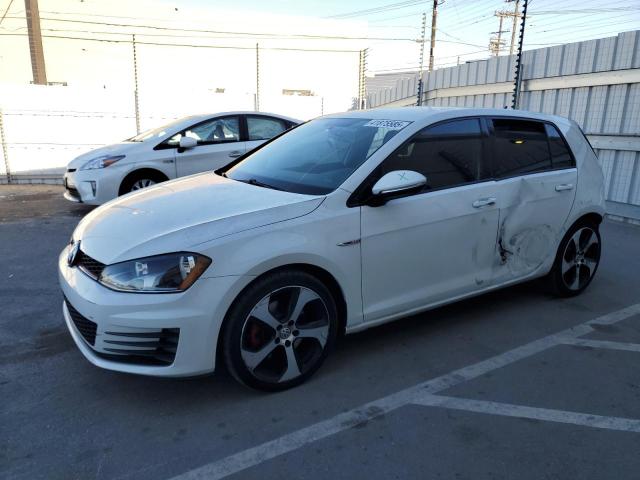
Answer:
555, 183, 574, 192
228, 151, 243, 158
472, 197, 496, 208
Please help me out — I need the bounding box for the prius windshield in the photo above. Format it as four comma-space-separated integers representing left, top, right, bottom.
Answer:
126, 117, 189, 142
225, 117, 411, 195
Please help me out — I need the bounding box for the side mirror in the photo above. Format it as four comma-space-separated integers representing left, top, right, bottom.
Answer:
179, 136, 198, 150
371, 170, 427, 196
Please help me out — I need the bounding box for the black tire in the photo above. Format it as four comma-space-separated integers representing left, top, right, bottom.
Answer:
119, 170, 168, 196
547, 221, 601, 297
222, 270, 338, 391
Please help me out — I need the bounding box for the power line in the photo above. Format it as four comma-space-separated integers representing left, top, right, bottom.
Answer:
0, 32, 363, 52
0, 0, 14, 25
326, 1, 426, 19
3, 15, 418, 42
0, 21, 491, 47
530, 6, 640, 14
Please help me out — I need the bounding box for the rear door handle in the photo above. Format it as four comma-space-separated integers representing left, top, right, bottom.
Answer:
472, 197, 496, 208
555, 183, 574, 192
228, 151, 243, 158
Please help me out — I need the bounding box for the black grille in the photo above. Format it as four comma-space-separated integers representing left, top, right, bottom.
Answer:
97, 328, 180, 366
65, 186, 81, 201
77, 250, 106, 279
65, 299, 97, 346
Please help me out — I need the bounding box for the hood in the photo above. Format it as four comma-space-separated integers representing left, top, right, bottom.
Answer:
67, 142, 140, 169
74, 173, 324, 264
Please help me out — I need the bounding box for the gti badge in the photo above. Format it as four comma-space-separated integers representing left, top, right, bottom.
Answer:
67, 240, 81, 267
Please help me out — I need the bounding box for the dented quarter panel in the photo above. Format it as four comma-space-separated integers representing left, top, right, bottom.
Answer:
561, 120, 607, 225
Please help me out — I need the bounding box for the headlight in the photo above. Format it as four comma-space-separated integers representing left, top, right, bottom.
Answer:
80, 154, 125, 170
98, 253, 211, 293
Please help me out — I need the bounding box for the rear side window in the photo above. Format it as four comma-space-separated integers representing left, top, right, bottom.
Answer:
492, 119, 550, 178
247, 116, 287, 141
381, 118, 485, 191
545, 124, 575, 169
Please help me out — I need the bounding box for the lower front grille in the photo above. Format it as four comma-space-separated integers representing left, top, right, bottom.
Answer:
65, 186, 81, 201
65, 299, 97, 346
97, 328, 180, 366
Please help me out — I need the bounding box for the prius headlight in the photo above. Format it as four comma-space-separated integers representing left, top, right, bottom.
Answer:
80, 154, 125, 170
98, 253, 212, 293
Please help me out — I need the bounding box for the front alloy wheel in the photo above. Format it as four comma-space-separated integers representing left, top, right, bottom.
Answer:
130, 178, 156, 191
223, 271, 338, 391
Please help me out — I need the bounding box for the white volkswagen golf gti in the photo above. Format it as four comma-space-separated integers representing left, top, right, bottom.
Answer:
59, 107, 605, 391
62, 111, 298, 205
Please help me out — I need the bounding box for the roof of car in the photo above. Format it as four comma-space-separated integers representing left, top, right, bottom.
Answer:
181, 111, 301, 124
325, 107, 572, 128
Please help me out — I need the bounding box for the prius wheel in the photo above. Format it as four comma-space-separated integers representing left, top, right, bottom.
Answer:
223, 271, 338, 391
130, 178, 156, 191
119, 170, 168, 196
548, 223, 601, 297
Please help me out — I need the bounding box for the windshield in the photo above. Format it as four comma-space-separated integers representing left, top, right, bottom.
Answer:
126, 117, 189, 142
226, 117, 410, 195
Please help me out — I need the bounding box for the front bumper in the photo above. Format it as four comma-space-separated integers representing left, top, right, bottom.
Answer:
58, 247, 242, 377
63, 167, 122, 205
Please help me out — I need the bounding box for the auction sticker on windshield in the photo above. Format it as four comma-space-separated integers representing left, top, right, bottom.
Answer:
363, 119, 411, 130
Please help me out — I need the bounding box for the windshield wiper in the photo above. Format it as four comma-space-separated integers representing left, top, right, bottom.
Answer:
238, 178, 283, 191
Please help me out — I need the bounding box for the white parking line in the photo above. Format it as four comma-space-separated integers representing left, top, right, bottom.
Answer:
170, 303, 640, 480
560, 337, 640, 353
414, 395, 640, 433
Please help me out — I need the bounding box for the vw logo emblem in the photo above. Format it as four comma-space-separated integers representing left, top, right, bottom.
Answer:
279, 326, 292, 339
67, 240, 81, 267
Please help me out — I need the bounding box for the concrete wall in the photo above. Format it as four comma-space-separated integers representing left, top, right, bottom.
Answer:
367, 31, 640, 221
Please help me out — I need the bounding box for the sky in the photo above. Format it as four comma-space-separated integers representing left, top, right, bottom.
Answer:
1, 0, 639, 76
170, 0, 640, 72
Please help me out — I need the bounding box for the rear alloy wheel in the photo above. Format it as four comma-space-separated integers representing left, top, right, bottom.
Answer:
223, 272, 338, 391
549, 224, 601, 296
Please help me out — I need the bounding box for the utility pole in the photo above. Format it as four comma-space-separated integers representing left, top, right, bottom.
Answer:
255, 43, 260, 111
428, 0, 441, 72
416, 12, 427, 106
512, 0, 528, 109
489, 12, 508, 56
24, 0, 47, 84
507, 0, 521, 55
132, 34, 141, 134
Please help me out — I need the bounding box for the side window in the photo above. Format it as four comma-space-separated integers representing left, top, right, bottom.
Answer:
545, 123, 574, 169
366, 127, 399, 157
247, 116, 287, 141
167, 116, 240, 146
380, 118, 484, 191
492, 119, 551, 178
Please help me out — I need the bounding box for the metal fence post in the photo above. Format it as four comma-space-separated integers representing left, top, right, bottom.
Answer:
132, 34, 141, 134
255, 43, 260, 112
0, 108, 11, 184
512, 0, 528, 109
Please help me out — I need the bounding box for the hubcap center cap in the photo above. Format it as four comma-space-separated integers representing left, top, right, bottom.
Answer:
279, 326, 292, 340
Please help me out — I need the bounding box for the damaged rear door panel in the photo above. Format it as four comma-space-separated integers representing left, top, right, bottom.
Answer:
494, 170, 577, 281
486, 117, 577, 283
